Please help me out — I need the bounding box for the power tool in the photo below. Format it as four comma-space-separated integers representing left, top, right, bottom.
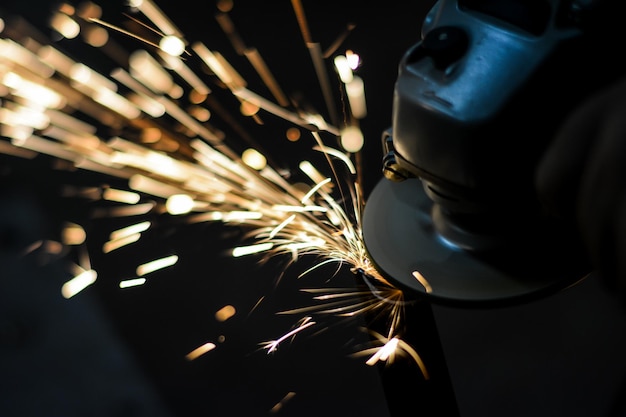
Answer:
362, 0, 611, 306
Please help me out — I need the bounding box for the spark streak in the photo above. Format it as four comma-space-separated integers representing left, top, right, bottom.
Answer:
261, 317, 316, 353
136, 254, 179, 275
62, 269, 98, 299
185, 342, 217, 360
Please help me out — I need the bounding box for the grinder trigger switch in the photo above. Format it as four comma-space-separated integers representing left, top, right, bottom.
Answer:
419, 26, 468, 70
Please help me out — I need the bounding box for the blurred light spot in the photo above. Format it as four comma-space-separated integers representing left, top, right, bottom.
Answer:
50, 12, 80, 39
186, 342, 216, 360
346, 75, 366, 119
166, 194, 195, 215
109, 221, 151, 240
159, 35, 185, 57
333, 55, 353, 83
346, 49, 360, 69
217, 0, 234, 12
242, 148, 266, 170
77, 1, 102, 19
103, 188, 141, 204
62, 269, 97, 298
270, 392, 297, 414
58, 3, 76, 15
70, 62, 118, 91
83, 25, 108, 47
62, 222, 86, 245
44, 240, 64, 255
286, 127, 301, 142
240, 100, 259, 116
136, 254, 178, 276
299, 160, 326, 184
169, 84, 183, 99
188, 89, 207, 104
215, 305, 236, 322
188, 105, 211, 122
129, 50, 173, 94
141, 127, 162, 143
3, 72, 65, 108
119, 277, 146, 288
340, 125, 364, 153
103, 233, 141, 253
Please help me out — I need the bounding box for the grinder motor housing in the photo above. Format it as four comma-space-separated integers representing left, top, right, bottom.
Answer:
385, 0, 608, 248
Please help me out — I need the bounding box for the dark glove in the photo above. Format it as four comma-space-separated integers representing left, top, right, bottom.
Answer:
535, 76, 626, 300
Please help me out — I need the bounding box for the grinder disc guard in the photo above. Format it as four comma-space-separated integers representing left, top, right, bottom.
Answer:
362, 178, 591, 307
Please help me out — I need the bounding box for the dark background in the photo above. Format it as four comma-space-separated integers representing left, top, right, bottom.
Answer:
0, 1, 449, 416
2, 1, 626, 417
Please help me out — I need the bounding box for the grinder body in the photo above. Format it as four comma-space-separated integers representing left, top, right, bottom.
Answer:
362, 0, 607, 305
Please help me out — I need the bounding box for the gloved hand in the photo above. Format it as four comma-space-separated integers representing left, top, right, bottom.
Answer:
535, 75, 626, 302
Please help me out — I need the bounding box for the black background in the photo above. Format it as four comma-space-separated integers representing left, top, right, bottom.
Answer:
0, 1, 453, 416
3, 2, 626, 417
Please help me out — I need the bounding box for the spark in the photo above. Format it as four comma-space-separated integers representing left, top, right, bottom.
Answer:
366, 336, 399, 364
345, 75, 367, 119
412, 270, 433, 294
185, 342, 217, 361
232, 242, 274, 258
333, 54, 354, 83
119, 277, 147, 288
165, 194, 195, 214
102, 188, 141, 204
62, 269, 98, 299
88, 17, 161, 50
0, 0, 424, 373
270, 392, 297, 414
92, 202, 156, 218
356, 330, 430, 380
104, 233, 141, 253
61, 222, 87, 245
261, 317, 316, 353
215, 305, 236, 322
135, 254, 179, 276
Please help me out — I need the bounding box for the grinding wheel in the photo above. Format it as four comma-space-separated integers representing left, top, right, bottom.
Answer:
362, 178, 591, 306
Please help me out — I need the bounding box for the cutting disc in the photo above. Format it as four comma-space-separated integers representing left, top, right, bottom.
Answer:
362, 178, 591, 306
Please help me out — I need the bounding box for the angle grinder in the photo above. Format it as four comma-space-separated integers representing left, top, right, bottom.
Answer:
362, 0, 610, 306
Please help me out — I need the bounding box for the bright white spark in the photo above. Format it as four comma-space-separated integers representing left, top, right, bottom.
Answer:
136, 255, 179, 276
104, 233, 141, 253
412, 270, 433, 293
110, 221, 151, 240
340, 125, 364, 153
365, 337, 399, 365
333, 54, 353, 83
159, 35, 185, 56
166, 194, 195, 215
261, 317, 316, 353
119, 277, 147, 288
269, 214, 296, 239
102, 188, 141, 204
62, 269, 98, 299
232, 242, 274, 257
